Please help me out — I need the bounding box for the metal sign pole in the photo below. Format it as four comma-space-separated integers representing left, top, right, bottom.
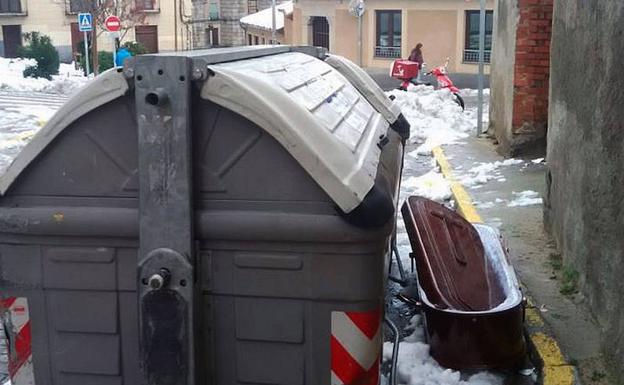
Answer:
477, 0, 486, 136
93, 22, 98, 76
358, 14, 362, 66
112, 35, 117, 67
271, 0, 277, 43
83, 31, 90, 75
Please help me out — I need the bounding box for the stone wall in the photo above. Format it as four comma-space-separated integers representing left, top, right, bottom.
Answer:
488, 0, 518, 153
489, 0, 552, 155
191, 0, 287, 48
545, 0, 624, 380
219, 0, 247, 46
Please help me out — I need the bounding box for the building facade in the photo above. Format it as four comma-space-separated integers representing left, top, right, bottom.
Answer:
0, 0, 188, 62
191, 0, 278, 48
488, 0, 553, 155
286, 0, 495, 73
241, 1, 292, 45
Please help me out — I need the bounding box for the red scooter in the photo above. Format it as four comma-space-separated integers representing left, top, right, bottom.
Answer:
426, 59, 465, 110
391, 57, 465, 110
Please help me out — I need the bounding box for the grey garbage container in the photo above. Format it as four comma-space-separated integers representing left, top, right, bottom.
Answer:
0, 46, 409, 385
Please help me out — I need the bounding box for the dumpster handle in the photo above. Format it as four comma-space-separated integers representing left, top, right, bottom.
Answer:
384, 316, 400, 385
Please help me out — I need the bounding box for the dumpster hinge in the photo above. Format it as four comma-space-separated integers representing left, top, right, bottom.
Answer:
134, 55, 196, 385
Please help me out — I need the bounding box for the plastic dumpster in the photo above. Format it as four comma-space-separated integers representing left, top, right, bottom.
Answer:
0, 46, 408, 385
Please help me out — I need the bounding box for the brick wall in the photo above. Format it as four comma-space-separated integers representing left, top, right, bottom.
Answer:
510, 0, 553, 139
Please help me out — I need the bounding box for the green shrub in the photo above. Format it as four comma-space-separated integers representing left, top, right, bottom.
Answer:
98, 51, 114, 73
76, 40, 90, 75
18, 32, 60, 80
77, 48, 114, 75
122, 41, 147, 56
560, 265, 580, 296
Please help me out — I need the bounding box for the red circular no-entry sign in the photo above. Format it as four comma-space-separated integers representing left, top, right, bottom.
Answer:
104, 16, 121, 32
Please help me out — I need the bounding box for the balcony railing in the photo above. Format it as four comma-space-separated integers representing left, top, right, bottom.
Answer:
374, 46, 401, 59
463, 49, 491, 64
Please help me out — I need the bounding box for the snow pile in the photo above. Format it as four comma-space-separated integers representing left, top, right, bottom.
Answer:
460, 88, 490, 132
507, 190, 542, 207
388, 86, 476, 155
383, 315, 503, 385
0, 57, 88, 94
458, 159, 524, 188
402, 170, 452, 202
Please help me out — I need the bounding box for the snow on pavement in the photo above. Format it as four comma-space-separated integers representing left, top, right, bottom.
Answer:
388, 85, 477, 156
0, 57, 88, 174
507, 190, 543, 207
383, 315, 503, 385
403, 171, 452, 202
458, 159, 524, 188
0, 57, 87, 94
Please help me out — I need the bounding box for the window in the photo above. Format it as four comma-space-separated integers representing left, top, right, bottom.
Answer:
248, 34, 252, 45
248, 0, 257, 13
375, 10, 401, 58
135, 0, 156, 11
68, 0, 96, 14
254, 35, 259, 45
311, 16, 329, 50
464, 10, 493, 63
0, 0, 22, 13
208, 2, 218, 20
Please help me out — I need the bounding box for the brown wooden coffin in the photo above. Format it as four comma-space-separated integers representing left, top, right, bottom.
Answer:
401, 196, 526, 369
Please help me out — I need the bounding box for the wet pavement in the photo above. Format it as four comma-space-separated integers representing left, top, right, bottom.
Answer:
442, 136, 605, 384
381, 91, 541, 384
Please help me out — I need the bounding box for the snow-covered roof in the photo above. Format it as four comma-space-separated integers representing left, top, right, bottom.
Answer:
240, 1, 293, 31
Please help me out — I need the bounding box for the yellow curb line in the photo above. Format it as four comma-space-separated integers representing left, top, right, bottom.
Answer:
431, 145, 575, 385
431, 147, 482, 223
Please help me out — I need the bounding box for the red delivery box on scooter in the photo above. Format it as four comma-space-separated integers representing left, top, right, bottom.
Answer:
390, 60, 420, 80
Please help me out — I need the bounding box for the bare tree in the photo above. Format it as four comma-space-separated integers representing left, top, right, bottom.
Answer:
66, 0, 149, 40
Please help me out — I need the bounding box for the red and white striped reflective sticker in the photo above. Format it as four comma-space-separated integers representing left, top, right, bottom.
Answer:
331, 309, 381, 385
1, 297, 35, 385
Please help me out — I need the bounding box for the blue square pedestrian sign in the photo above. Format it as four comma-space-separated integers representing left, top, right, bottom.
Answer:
78, 13, 93, 32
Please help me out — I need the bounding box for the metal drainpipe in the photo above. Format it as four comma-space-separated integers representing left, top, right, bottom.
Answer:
477, 0, 486, 136
271, 0, 277, 43
174, 0, 179, 51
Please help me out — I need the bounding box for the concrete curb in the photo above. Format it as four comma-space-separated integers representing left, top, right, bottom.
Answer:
431, 145, 577, 385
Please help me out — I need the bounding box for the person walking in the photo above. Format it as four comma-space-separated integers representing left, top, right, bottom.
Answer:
115, 47, 132, 67
408, 43, 424, 69
408, 43, 425, 84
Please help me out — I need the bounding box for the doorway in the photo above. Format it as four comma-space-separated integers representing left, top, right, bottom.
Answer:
135, 25, 159, 53
2, 25, 22, 58
207, 26, 219, 47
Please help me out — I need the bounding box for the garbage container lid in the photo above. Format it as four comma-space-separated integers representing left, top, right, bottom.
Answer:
0, 49, 390, 214
201, 51, 389, 213
325, 54, 401, 124
0, 70, 129, 195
